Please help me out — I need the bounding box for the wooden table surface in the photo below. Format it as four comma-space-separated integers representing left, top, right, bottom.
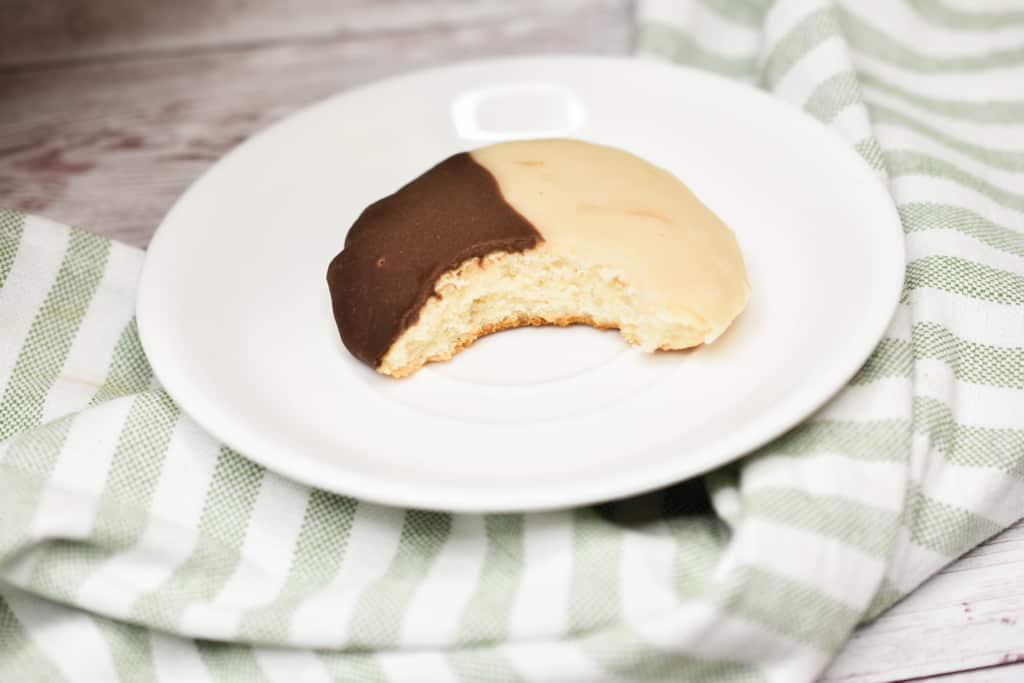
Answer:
1, 2, 1022, 681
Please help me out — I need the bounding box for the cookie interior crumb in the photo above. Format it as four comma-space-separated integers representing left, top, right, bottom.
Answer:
379, 245, 709, 378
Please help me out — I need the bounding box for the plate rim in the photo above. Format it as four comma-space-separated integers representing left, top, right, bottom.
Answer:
137, 54, 905, 512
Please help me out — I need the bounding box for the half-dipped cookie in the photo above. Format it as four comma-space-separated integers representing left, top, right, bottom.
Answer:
327, 138, 750, 378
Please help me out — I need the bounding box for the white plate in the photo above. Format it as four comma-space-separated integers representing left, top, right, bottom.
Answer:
137, 56, 904, 512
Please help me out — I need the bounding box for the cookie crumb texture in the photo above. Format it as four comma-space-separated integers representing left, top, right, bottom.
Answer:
328, 139, 750, 378
381, 247, 707, 378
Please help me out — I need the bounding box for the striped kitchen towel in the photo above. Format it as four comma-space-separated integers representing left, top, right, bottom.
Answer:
2, 1, 1023, 681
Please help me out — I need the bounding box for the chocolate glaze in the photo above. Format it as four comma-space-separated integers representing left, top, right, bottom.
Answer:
327, 152, 542, 368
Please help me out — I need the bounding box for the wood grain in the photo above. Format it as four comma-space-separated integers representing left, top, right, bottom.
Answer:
0, 1, 632, 245
917, 663, 1024, 683
822, 519, 1024, 683
0, 0, 631, 67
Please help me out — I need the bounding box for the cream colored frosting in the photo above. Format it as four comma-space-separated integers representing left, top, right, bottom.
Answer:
470, 139, 750, 343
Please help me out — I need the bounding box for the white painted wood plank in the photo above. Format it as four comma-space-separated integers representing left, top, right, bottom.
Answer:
917, 662, 1024, 683
822, 520, 1024, 683
0, 0, 632, 67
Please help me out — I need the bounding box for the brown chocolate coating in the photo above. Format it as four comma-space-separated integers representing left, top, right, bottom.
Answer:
327, 152, 542, 367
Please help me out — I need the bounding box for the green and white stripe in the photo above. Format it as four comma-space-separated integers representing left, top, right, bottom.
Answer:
2, 1, 1024, 680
